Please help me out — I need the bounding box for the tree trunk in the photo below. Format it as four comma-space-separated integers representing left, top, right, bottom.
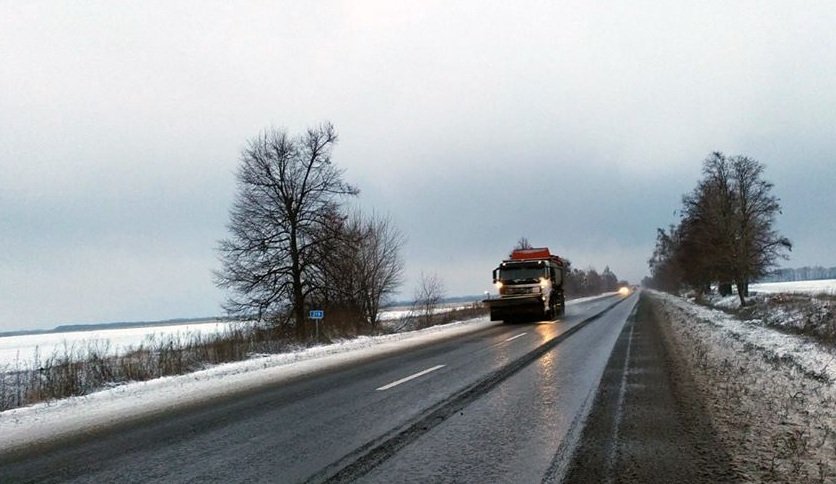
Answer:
736, 279, 747, 306
290, 226, 306, 340
293, 275, 305, 340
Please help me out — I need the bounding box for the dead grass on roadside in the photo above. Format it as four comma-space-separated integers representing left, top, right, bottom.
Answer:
387, 302, 489, 333
0, 323, 297, 412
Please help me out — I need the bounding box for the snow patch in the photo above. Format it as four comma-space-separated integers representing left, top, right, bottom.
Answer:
654, 291, 836, 382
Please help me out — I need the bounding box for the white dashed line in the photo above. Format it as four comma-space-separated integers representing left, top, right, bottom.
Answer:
504, 332, 528, 342
376, 364, 446, 391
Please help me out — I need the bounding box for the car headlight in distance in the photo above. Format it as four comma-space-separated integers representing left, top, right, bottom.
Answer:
618, 287, 630, 296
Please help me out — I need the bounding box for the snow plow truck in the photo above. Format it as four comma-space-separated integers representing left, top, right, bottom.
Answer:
484, 247, 567, 322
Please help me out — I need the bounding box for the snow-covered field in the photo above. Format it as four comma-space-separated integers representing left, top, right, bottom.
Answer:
0, 319, 238, 368
751, 279, 836, 295
0, 307, 458, 368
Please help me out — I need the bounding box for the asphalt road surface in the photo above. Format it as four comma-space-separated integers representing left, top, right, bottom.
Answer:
1, 293, 640, 483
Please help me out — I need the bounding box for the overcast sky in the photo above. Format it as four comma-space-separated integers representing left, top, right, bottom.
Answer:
2, 1, 835, 331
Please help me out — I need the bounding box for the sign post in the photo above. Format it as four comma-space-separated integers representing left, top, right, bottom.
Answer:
309, 309, 325, 340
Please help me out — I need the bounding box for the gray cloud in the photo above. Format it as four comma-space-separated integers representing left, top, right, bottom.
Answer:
2, 1, 835, 330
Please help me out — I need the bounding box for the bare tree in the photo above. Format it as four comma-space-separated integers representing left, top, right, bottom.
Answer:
677, 152, 737, 293
728, 155, 792, 303
585, 268, 602, 294
511, 237, 533, 256
351, 212, 406, 330
216, 123, 358, 337
307, 210, 405, 333
601, 266, 618, 292
414, 272, 446, 328
306, 207, 364, 330
648, 225, 684, 293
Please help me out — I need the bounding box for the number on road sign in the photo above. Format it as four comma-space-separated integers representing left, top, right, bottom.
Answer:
309, 310, 324, 319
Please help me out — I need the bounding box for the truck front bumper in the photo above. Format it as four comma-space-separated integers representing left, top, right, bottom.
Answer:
483, 295, 544, 321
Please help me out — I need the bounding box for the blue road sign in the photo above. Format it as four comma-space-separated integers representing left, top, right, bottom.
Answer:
309, 310, 325, 319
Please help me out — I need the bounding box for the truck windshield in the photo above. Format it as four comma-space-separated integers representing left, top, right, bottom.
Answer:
498, 266, 545, 282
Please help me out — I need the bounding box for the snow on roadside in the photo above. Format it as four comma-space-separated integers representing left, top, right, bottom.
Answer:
657, 291, 836, 383
649, 290, 836, 481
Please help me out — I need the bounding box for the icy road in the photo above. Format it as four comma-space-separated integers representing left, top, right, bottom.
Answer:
0, 291, 727, 482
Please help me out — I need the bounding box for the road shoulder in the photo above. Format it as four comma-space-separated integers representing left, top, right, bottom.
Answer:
564, 292, 737, 483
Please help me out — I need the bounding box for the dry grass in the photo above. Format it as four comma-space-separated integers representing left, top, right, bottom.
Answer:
0, 323, 299, 411
386, 302, 489, 333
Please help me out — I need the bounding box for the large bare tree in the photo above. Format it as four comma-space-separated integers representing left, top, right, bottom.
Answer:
216, 123, 358, 337
727, 155, 792, 303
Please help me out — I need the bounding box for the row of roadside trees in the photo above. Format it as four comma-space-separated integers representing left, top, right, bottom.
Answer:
215, 123, 405, 339
644, 152, 792, 305
565, 266, 624, 297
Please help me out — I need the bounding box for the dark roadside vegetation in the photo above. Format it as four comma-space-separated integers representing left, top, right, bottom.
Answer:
634, 153, 836, 479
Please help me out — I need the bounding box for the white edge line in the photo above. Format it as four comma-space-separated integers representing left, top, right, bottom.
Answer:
376, 364, 446, 391
504, 332, 528, 342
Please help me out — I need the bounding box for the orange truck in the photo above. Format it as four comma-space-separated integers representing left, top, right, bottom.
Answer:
484, 247, 567, 322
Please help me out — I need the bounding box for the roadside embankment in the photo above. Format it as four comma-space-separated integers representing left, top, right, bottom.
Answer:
648, 290, 836, 482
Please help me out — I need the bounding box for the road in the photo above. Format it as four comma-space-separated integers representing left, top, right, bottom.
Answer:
1, 293, 638, 483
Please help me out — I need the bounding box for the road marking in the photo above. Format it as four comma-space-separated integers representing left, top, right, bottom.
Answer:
504, 332, 527, 342
605, 311, 637, 483
376, 364, 446, 391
